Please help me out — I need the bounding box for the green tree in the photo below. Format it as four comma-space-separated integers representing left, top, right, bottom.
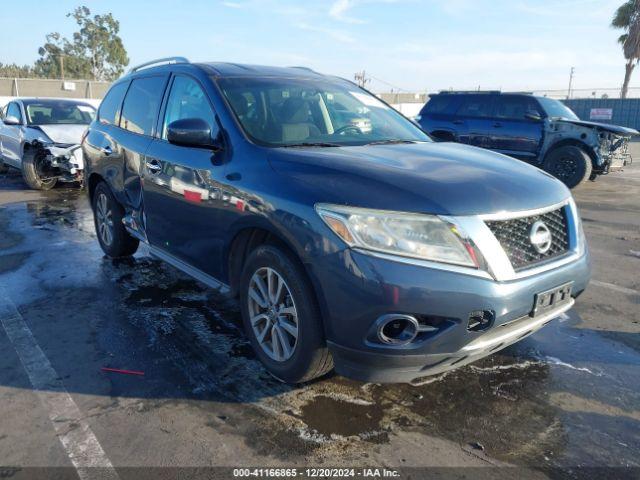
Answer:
34, 6, 128, 81
612, 0, 640, 98
0, 63, 36, 78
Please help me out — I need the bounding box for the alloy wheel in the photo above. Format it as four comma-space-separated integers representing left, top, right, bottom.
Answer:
96, 193, 114, 246
247, 267, 299, 362
554, 156, 578, 180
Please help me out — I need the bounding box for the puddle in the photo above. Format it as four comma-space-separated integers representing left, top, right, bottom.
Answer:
298, 395, 385, 440
125, 279, 206, 308
0, 251, 32, 274
369, 355, 564, 464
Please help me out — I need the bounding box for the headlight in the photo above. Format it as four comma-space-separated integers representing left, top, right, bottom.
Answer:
316, 204, 481, 268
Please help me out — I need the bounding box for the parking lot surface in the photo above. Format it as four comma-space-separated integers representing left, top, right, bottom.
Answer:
0, 161, 639, 479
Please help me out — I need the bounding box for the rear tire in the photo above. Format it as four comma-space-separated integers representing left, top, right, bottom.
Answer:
92, 182, 139, 258
239, 244, 333, 383
21, 150, 57, 190
542, 145, 592, 189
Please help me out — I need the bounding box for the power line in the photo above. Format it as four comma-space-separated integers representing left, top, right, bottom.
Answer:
368, 74, 412, 92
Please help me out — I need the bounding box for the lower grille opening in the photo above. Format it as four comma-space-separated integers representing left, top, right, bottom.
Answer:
467, 310, 494, 332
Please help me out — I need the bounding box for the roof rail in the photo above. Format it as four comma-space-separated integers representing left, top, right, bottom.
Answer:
128, 57, 190, 74
437, 90, 501, 95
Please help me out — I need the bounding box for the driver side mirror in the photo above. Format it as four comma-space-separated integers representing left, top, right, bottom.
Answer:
167, 118, 222, 150
524, 112, 542, 122
3, 115, 21, 126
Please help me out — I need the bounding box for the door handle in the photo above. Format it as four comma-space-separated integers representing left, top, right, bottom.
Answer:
493, 122, 502, 128
452, 120, 464, 125
145, 159, 162, 173
101, 145, 112, 155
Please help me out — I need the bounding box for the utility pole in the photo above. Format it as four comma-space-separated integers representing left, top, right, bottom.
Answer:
354, 70, 370, 88
567, 67, 574, 99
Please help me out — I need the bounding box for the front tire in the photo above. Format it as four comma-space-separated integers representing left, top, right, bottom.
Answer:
92, 182, 139, 258
239, 245, 333, 383
22, 150, 57, 190
543, 145, 593, 189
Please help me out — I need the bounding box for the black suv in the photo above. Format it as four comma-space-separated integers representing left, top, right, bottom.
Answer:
417, 91, 638, 188
83, 59, 590, 384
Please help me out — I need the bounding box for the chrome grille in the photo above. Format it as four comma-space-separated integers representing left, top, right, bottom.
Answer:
485, 207, 570, 271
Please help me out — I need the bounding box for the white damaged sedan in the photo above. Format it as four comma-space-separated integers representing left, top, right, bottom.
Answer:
0, 98, 96, 190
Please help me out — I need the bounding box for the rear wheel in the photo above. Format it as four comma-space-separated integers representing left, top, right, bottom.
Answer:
542, 145, 592, 189
239, 245, 333, 383
92, 182, 139, 257
21, 149, 57, 190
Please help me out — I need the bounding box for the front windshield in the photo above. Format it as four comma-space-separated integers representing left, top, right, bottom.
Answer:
537, 97, 579, 120
25, 102, 96, 125
217, 76, 430, 147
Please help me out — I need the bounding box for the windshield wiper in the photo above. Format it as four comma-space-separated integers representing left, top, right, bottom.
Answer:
281, 142, 341, 148
365, 139, 418, 146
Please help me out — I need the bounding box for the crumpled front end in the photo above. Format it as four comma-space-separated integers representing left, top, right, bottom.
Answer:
27, 140, 85, 183
548, 118, 637, 175
597, 131, 632, 171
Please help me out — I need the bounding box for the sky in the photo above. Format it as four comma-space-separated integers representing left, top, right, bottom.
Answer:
0, 0, 631, 93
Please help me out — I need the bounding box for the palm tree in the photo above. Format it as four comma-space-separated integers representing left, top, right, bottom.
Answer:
612, 0, 640, 98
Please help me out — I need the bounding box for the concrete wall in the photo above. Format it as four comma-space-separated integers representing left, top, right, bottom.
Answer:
0, 77, 109, 109
378, 92, 428, 105
0, 96, 101, 110
388, 102, 423, 118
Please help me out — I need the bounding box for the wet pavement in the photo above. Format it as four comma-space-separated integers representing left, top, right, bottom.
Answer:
0, 166, 639, 479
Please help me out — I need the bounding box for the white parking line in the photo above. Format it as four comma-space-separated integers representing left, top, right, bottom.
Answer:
0, 289, 119, 480
591, 279, 640, 296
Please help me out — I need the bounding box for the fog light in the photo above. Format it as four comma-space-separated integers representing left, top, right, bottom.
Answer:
377, 314, 419, 345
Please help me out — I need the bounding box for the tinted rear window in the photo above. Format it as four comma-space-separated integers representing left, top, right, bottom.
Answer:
99, 81, 128, 125
456, 96, 494, 117
120, 76, 167, 136
424, 96, 455, 114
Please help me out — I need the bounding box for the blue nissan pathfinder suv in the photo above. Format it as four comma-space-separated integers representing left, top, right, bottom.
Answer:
83, 58, 591, 384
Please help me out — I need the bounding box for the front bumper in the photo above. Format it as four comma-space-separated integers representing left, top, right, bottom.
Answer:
312, 247, 591, 384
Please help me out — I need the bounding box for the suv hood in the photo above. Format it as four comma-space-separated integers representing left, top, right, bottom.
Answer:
555, 118, 639, 136
268, 142, 569, 216
30, 124, 88, 145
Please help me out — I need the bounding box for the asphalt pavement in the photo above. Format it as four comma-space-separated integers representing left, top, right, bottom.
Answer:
0, 160, 638, 480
